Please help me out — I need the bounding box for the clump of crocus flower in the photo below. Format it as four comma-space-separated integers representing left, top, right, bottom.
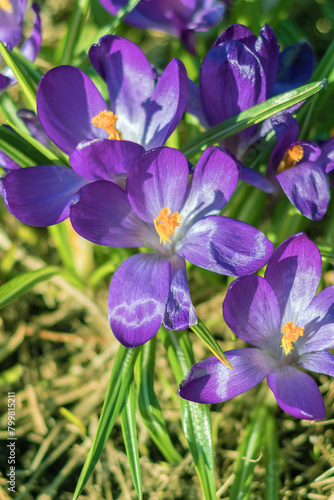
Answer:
0, 0, 41, 90
69, 146, 273, 347
179, 233, 334, 420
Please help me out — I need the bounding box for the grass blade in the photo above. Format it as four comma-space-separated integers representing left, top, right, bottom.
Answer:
58, 0, 90, 65
264, 413, 279, 500
120, 378, 143, 500
0, 125, 52, 167
73, 344, 141, 500
229, 405, 268, 500
0, 266, 65, 308
160, 328, 216, 500
181, 80, 326, 159
191, 318, 233, 369
0, 42, 37, 111
135, 336, 183, 464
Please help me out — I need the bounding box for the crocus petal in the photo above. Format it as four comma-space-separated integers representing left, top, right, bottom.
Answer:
296, 350, 334, 377
213, 24, 257, 48
200, 40, 266, 126
144, 58, 187, 149
276, 162, 330, 221
179, 348, 276, 404
273, 42, 315, 96
253, 24, 279, 98
20, 3, 42, 62
70, 180, 145, 247
127, 147, 189, 223
180, 147, 238, 226
186, 78, 209, 128
108, 253, 170, 347
297, 286, 334, 353
265, 233, 322, 327
267, 113, 299, 175
70, 139, 145, 183
37, 66, 108, 154
3, 165, 89, 226
163, 255, 197, 330
177, 215, 273, 276
267, 366, 325, 420
223, 275, 281, 356
89, 35, 154, 144
233, 155, 275, 193
0, 74, 11, 90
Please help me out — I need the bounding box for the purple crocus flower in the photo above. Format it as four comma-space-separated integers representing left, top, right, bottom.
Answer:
69, 146, 273, 348
36, 34, 187, 156
267, 113, 330, 221
98, 0, 226, 52
0, 0, 41, 90
179, 233, 334, 420
3, 34, 188, 226
186, 24, 314, 189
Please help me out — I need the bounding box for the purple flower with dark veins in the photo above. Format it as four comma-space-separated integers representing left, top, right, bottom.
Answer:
0, 0, 41, 90
3, 34, 187, 226
70, 146, 273, 348
179, 233, 334, 420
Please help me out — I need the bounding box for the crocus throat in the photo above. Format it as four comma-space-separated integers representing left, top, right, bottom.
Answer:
154, 207, 182, 245
91, 110, 123, 140
277, 145, 304, 173
0, 0, 12, 12
281, 321, 304, 356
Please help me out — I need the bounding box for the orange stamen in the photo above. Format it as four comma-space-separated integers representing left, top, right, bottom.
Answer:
281, 321, 304, 356
91, 110, 123, 140
277, 144, 304, 173
154, 207, 182, 245
0, 0, 12, 12
329, 127, 334, 139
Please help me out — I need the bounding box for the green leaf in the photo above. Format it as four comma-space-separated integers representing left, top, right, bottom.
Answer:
57, 0, 90, 65
160, 329, 216, 500
73, 345, 141, 500
0, 126, 53, 167
264, 413, 279, 500
181, 80, 326, 159
191, 318, 233, 369
230, 405, 268, 500
11, 47, 44, 87
0, 266, 65, 309
6, 122, 68, 165
120, 378, 143, 500
135, 336, 183, 464
0, 41, 37, 111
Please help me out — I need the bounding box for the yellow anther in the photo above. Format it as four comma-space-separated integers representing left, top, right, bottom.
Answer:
277, 144, 304, 173
154, 207, 182, 245
281, 321, 304, 356
329, 127, 334, 139
0, 0, 12, 12
91, 110, 123, 140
